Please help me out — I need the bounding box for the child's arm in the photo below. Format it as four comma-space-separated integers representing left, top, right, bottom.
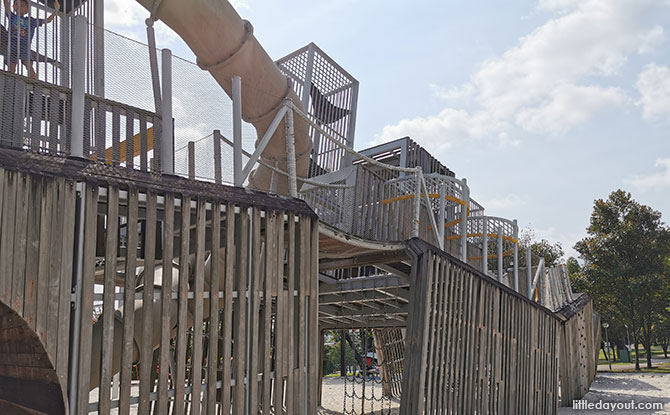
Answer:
44, 1, 60, 24
2, 0, 10, 17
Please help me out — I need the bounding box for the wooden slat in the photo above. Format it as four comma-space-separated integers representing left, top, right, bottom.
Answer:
0, 171, 17, 306
45, 178, 66, 363
309, 217, 319, 412
30, 86, 43, 150
138, 192, 157, 414
157, 193, 174, 413
10, 172, 29, 315
173, 195, 191, 414
248, 208, 262, 413
220, 203, 236, 414
125, 110, 135, 169
190, 198, 206, 415
119, 188, 139, 415
139, 114, 148, 171
111, 107, 121, 166
233, 208, 249, 415
55, 178, 76, 389
99, 185, 119, 415
76, 185, 99, 415
22, 175, 42, 330
261, 211, 275, 415
206, 201, 220, 415
285, 213, 296, 415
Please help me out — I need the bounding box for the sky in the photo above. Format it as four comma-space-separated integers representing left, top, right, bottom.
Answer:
105, 0, 670, 259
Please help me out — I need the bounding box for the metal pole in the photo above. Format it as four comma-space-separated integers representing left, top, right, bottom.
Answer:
70, 15, 88, 158
497, 226, 503, 283
526, 248, 532, 298
412, 167, 422, 238
438, 181, 446, 249
604, 323, 612, 371
188, 141, 195, 180
146, 22, 162, 113
482, 217, 488, 275
68, 183, 86, 415
93, 0, 105, 97
513, 219, 519, 292
460, 178, 469, 263
232, 76, 243, 186
285, 105, 298, 198
213, 130, 222, 184
161, 49, 174, 174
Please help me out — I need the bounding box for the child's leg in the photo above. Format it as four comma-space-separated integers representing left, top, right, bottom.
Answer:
21, 60, 37, 79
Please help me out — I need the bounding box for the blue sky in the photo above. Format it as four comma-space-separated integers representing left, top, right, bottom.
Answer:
107, 0, 670, 259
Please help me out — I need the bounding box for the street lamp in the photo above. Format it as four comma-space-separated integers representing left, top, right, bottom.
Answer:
603, 322, 612, 371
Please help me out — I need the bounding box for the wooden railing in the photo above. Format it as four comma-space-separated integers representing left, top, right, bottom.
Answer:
0, 71, 72, 153
0, 70, 161, 171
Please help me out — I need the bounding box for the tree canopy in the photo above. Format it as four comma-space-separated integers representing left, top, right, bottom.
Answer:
574, 190, 670, 369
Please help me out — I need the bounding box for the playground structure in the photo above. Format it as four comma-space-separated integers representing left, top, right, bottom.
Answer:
0, 0, 600, 414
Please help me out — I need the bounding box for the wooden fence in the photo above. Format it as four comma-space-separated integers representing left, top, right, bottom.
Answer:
0, 148, 319, 415
556, 295, 600, 407
400, 240, 562, 415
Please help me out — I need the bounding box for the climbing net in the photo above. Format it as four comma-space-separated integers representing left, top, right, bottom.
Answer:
343, 329, 393, 415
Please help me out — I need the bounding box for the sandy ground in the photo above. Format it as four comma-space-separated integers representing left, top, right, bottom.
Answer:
558, 372, 670, 414
319, 377, 400, 415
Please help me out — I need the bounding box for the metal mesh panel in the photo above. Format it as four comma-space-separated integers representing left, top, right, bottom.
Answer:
276, 43, 359, 178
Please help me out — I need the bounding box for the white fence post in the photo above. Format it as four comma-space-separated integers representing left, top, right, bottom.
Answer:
412, 167, 422, 238
497, 226, 504, 283
70, 15, 88, 158
161, 48, 174, 174
482, 217, 488, 275
232, 76, 243, 186
527, 248, 533, 298
460, 178, 469, 263
513, 219, 519, 292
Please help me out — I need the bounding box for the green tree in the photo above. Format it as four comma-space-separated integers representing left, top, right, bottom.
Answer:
656, 312, 670, 359
575, 190, 670, 370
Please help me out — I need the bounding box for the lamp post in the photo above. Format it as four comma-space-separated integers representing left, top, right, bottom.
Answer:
624, 324, 632, 361
603, 322, 612, 371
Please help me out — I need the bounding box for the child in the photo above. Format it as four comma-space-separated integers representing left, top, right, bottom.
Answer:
2, 0, 59, 78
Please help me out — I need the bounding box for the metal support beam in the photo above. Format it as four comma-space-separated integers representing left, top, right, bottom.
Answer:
438, 182, 446, 248
527, 248, 532, 299
513, 219, 519, 292
240, 105, 288, 181
70, 16, 88, 158
146, 23, 162, 113
482, 217, 488, 275
232, 76, 243, 186
497, 226, 503, 283
160, 48, 174, 174
461, 178, 469, 263
93, 0, 105, 97
412, 167, 422, 238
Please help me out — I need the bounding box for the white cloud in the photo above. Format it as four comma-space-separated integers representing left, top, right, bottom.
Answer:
636, 63, 670, 121
481, 193, 528, 212
377, 0, 668, 146
515, 84, 628, 134
626, 158, 670, 191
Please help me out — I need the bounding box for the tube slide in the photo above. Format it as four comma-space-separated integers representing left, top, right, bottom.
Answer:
88, 0, 311, 390
137, 0, 311, 194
